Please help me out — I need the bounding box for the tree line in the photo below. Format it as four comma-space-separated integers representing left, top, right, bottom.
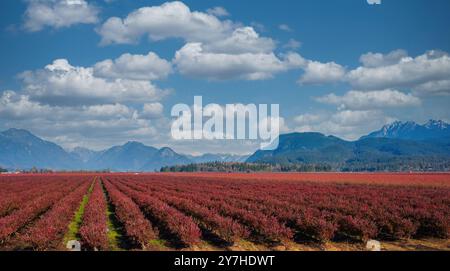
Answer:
161, 162, 333, 173
161, 160, 450, 173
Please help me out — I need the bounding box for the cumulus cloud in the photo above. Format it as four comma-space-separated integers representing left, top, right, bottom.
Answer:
97, 1, 235, 45
413, 80, 450, 96
97, 2, 317, 82
300, 87, 424, 139
170, 26, 303, 80
141, 103, 164, 119
293, 110, 393, 140
298, 50, 450, 95
291, 47, 450, 138
0, 90, 136, 120
173, 43, 304, 80
0, 90, 52, 119
293, 113, 326, 125
93, 52, 172, 81
206, 6, 229, 17
19, 59, 169, 106
316, 89, 421, 110
97, 2, 277, 58
347, 50, 450, 93
298, 60, 346, 85
23, 0, 99, 32
331, 110, 385, 126
359, 49, 408, 68
202, 27, 276, 54
0, 90, 169, 150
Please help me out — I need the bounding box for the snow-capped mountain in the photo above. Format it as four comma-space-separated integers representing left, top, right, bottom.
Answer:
362, 120, 450, 140
424, 119, 449, 130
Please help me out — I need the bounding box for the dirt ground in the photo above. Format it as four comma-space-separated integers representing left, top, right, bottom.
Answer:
186, 238, 450, 251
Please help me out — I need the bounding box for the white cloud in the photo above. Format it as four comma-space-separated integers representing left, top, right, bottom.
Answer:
97, 1, 235, 45
0, 89, 262, 153
300, 88, 425, 139
0, 90, 169, 150
347, 50, 450, 93
0, 90, 136, 120
206, 6, 229, 17
257, 116, 290, 134
413, 80, 450, 96
173, 43, 303, 80
283, 39, 302, 50
359, 49, 408, 68
300, 50, 450, 95
97, 2, 312, 82
294, 110, 393, 140
250, 22, 266, 33
279, 24, 292, 32
97, 2, 276, 54
331, 110, 384, 126
82, 103, 135, 119
19, 59, 168, 106
23, 0, 99, 32
93, 52, 172, 81
294, 113, 326, 125
316, 89, 421, 110
203, 27, 276, 54
367, 0, 382, 5
298, 60, 346, 85
0, 90, 52, 119
141, 103, 164, 119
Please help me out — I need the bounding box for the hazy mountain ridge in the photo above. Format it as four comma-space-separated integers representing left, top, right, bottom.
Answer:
70, 147, 102, 163
0, 129, 81, 170
1, 120, 449, 171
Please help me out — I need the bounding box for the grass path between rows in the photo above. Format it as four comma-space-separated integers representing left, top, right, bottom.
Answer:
101, 179, 125, 251
62, 177, 96, 246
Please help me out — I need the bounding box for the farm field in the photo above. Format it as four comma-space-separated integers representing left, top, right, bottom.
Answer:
0, 173, 449, 251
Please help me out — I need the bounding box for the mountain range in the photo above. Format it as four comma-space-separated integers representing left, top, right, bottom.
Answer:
0, 129, 247, 171
248, 120, 450, 171
0, 129, 80, 170
362, 120, 450, 140
1, 119, 449, 171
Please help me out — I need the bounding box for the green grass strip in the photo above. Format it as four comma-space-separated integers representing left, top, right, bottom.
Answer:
106, 205, 122, 250
63, 177, 96, 244
101, 179, 124, 251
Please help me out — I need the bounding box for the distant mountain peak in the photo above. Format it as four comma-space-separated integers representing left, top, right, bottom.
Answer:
2, 128, 37, 138
425, 119, 448, 129
387, 120, 417, 128
378, 121, 418, 136
158, 147, 177, 157
1, 129, 50, 148
0, 131, 193, 171
70, 147, 100, 163
363, 119, 449, 140
121, 141, 150, 150
0, 128, 80, 170
124, 141, 143, 146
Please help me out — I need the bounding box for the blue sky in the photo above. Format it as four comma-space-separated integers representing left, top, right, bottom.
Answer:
1, 0, 450, 154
